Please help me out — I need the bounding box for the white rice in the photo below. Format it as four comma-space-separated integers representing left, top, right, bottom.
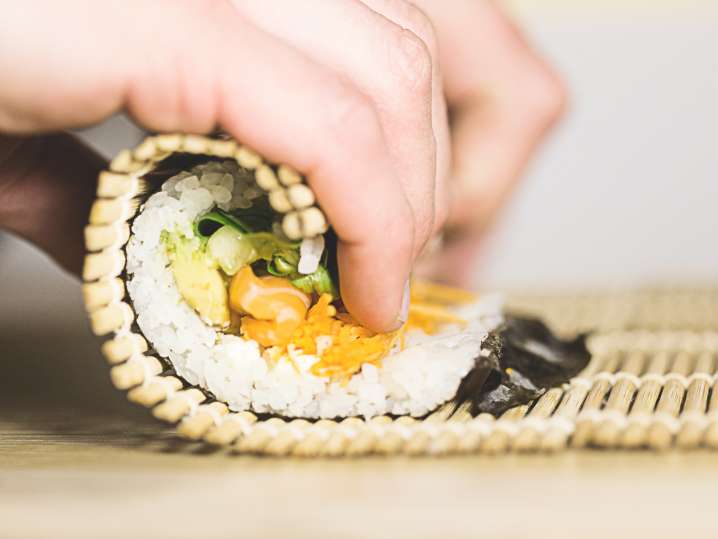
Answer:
126, 161, 503, 419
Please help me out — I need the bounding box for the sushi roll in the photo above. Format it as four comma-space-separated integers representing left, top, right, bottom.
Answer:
83, 134, 589, 422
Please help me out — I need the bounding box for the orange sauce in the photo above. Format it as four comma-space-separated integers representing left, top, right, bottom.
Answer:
229, 266, 310, 347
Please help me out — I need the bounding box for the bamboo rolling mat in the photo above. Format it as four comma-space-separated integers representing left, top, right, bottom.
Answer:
86, 285, 718, 456
194, 287, 718, 456
505, 288, 718, 452
81, 134, 718, 456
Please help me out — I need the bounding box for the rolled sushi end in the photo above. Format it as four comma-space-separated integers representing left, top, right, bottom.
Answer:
125, 156, 587, 420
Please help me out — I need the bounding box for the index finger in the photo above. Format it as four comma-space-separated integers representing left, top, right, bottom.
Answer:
126, 2, 415, 332
0, 0, 414, 332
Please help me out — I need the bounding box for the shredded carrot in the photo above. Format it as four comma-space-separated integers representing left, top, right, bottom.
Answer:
404, 302, 467, 335
283, 294, 395, 380
293, 291, 468, 381
242, 280, 474, 382
410, 280, 477, 305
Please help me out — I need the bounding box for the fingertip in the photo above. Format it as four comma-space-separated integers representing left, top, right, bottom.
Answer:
337, 241, 409, 334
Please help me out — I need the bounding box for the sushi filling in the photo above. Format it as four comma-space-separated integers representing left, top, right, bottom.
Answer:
126, 158, 503, 418
158, 161, 476, 382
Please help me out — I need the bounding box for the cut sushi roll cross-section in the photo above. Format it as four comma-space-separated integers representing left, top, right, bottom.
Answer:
89, 135, 590, 421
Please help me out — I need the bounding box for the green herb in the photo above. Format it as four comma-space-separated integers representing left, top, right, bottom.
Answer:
267, 251, 300, 277
195, 210, 253, 236
291, 265, 338, 298
195, 205, 339, 299
207, 226, 257, 274
244, 232, 299, 259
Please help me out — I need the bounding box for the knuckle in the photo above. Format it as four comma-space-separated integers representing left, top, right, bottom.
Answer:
325, 86, 380, 145
432, 199, 449, 234
390, 28, 433, 92
521, 63, 569, 127
417, 205, 436, 251
388, 204, 416, 258
401, 2, 439, 54
395, 226, 416, 261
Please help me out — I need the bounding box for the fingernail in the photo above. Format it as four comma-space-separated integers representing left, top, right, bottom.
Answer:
397, 279, 411, 325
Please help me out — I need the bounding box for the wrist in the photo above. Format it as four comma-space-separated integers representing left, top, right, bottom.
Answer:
0, 134, 104, 274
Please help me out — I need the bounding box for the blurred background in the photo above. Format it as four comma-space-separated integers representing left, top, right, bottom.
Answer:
484, 0, 718, 289
1, 0, 717, 331
2, 4, 718, 538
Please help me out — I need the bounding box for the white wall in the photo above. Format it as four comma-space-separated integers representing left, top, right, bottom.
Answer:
477, 2, 718, 288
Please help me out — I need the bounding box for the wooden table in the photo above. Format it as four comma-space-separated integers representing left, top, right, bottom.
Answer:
2, 239, 717, 539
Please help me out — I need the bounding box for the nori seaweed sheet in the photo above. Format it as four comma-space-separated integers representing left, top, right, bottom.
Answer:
450, 315, 590, 417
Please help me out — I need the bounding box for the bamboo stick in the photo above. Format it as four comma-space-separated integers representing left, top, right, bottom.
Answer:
318, 418, 364, 457
344, 416, 388, 456
97, 171, 135, 198
84, 223, 130, 252
281, 212, 302, 240
181, 134, 210, 154
155, 134, 183, 153
702, 376, 718, 449
235, 146, 262, 169
177, 402, 229, 441
591, 351, 645, 448
88, 198, 139, 225
278, 165, 302, 186
676, 352, 714, 449
292, 420, 335, 457
621, 351, 671, 448
375, 416, 411, 455
88, 302, 133, 336
481, 405, 528, 455
265, 419, 311, 456
268, 188, 292, 213
101, 333, 148, 365
132, 137, 158, 161
205, 412, 257, 446
82, 278, 125, 312
234, 417, 286, 454
512, 388, 563, 452
255, 164, 279, 191
572, 353, 621, 448
110, 356, 162, 390
127, 376, 183, 407
540, 354, 603, 452
298, 207, 328, 237
425, 425, 459, 456
454, 412, 492, 453
647, 352, 693, 450
109, 149, 147, 174
207, 138, 238, 158
287, 184, 315, 209
152, 389, 206, 423
83, 250, 125, 282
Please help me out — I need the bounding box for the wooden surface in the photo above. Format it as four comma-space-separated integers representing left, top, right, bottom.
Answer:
0, 316, 717, 538
2, 239, 718, 539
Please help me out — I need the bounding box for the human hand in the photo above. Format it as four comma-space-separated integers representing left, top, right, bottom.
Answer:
410, 0, 567, 285
0, 0, 449, 332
